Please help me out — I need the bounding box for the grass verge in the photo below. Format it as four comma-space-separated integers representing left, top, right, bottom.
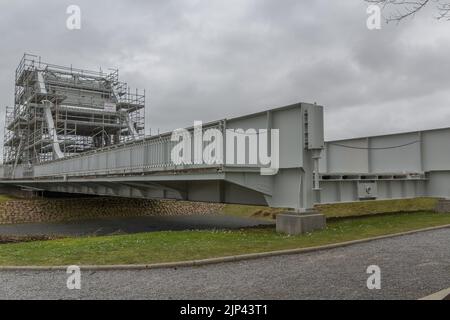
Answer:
222, 197, 440, 220
0, 194, 16, 203
315, 197, 439, 218
221, 204, 283, 221
0, 211, 449, 266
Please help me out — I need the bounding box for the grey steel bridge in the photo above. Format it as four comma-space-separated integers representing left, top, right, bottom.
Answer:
4, 54, 450, 233
3, 100, 450, 211
0, 103, 325, 211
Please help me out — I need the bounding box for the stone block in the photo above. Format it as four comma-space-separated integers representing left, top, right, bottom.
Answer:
435, 199, 450, 213
276, 212, 326, 235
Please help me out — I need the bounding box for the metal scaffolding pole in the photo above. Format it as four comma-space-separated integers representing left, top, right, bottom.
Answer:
3, 53, 146, 173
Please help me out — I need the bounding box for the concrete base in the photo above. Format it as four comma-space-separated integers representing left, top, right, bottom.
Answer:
435, 199, 450, 213
276, 211, 326, 235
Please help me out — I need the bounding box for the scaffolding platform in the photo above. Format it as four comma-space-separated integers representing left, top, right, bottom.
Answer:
3, 53, 146, 165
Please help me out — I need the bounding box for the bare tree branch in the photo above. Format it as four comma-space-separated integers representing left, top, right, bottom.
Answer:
436, 2, 450, 20
365, 0, 450, 22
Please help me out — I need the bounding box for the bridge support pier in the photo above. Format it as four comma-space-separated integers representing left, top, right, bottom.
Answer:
276, 211, 326, 235
434, 199, 450, 213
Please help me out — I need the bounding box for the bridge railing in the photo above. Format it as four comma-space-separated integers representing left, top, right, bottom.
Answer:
28, 121, 225, 178
1, 104, 319, 181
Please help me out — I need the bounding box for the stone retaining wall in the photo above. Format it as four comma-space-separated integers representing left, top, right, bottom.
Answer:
0, 197, 225, 225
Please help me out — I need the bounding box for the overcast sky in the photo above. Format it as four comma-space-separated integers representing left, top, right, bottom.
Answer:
1, 0, 450, 142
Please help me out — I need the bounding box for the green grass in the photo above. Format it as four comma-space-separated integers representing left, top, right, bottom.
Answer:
315, 197, 439, 218
0, 211, 449, 266
221, 204, 284, 221
0, 194, 16, 203
222, 197, 440, 220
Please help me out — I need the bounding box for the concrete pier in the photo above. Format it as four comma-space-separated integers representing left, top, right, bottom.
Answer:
435, 199, 450, 213
276, 212, 326, 235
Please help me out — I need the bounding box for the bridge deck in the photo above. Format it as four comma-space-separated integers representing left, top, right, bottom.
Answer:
0, 103, 322, 209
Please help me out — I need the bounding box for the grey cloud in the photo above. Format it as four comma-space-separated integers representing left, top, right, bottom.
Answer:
0, 0, 449, 143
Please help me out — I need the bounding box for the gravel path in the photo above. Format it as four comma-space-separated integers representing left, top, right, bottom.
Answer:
0, 228, 449, 300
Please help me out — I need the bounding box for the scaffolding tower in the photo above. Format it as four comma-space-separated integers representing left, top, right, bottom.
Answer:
3, 53, 145, 167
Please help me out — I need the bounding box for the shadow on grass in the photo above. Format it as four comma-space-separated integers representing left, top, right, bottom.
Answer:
325, 210, 433, 222
0, 235, 63, 244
